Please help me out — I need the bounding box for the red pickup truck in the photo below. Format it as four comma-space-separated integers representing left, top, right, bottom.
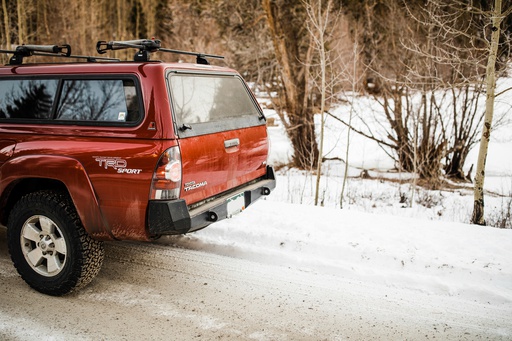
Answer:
0, 41, 275, 295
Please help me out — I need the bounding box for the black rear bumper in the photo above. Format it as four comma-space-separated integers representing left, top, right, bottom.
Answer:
147, 166, 276, 236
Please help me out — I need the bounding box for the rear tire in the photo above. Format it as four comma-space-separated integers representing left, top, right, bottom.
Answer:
7, 190, 104, 296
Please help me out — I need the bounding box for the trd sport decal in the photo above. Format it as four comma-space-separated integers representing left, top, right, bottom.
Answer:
94, 156, 142, 174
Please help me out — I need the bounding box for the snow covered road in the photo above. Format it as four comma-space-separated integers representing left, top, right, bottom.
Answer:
1, 200, 511, 340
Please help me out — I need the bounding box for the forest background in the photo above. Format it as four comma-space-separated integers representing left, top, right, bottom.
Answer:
1, 0, 511, 226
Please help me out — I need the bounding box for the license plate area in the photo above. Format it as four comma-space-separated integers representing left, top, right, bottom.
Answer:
227, 192, 245, 218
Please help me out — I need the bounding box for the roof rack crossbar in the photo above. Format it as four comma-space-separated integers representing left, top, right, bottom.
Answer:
1, 44, 72, 65
1, 44, 121, 64
96, 38, 224, 65
21, 44, 71, 56
96, 39, 160, 53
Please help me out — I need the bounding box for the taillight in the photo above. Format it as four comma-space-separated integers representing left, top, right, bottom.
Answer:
150, 146, 182, 200
266, 134, 271, 166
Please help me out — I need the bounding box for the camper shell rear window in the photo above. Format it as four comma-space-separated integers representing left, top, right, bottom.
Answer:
167, 72, 264, 137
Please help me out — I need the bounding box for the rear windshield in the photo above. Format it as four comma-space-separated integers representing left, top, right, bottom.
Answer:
168, 73, 263, 136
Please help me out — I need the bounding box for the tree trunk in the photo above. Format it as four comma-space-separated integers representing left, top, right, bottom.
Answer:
471, 0, 502, 225
340, 37, 359, 209
445, 145, 471, 181
306, 0, 331, 205
2, 0, 10, 48
262, 0, 319, 169
16, 0, 23, 44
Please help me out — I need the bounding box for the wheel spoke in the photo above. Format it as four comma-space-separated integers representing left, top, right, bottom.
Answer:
46, 254, 62, 274
26, 248, 44, 268
22, 223, 41, 242
39, 216, 54, 234
53, 237, 67, 255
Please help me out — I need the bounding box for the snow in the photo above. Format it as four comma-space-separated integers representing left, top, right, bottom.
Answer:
169, 200, 512, 307
166, 81, 512, 335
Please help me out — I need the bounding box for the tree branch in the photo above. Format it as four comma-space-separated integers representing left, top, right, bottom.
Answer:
325, 111, 395, 149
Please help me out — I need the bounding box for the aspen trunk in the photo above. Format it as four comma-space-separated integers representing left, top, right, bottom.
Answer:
471, 0, 502, 225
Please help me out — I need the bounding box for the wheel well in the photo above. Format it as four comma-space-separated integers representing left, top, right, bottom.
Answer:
1, 178, 69, 226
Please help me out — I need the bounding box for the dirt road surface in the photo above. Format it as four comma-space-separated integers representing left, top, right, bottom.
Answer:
0, 227, 510, 340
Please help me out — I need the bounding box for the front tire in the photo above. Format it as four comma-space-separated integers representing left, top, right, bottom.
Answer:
7, 190, 104, 296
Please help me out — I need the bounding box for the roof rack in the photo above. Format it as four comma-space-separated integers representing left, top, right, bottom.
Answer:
0, 44, 120, 65
96, 39, 224, 65
1, 39, 223, 65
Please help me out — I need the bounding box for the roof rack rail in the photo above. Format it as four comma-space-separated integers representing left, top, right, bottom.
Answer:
1, 44, 120, 65
96, 38, 224, 65
60, 54, 120, 63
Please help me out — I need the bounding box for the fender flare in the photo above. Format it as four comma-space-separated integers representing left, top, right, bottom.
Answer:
0, 155, 113, 240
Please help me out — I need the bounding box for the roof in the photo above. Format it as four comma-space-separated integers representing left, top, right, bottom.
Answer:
0, 61, 237, 76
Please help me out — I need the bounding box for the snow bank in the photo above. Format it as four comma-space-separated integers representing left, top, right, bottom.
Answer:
161, 199, 512, 306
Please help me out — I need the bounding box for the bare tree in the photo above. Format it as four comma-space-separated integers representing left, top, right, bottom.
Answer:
472, 0, 512, 225
262, 0, 320, 170
335, 0, 510, 193
303, 0, 335, 205
338, 1, 446, 183
339, 36, 362, 209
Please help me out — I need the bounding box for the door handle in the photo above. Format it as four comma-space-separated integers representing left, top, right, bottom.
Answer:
224, 138, 240, 149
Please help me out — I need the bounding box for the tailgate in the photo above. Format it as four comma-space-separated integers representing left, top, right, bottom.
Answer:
167, 71, 269, 206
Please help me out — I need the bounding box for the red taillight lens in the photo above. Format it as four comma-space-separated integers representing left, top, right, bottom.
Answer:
150, 146, 182, 200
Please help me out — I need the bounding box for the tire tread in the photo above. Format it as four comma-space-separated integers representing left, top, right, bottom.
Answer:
7, 190, 104, 296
